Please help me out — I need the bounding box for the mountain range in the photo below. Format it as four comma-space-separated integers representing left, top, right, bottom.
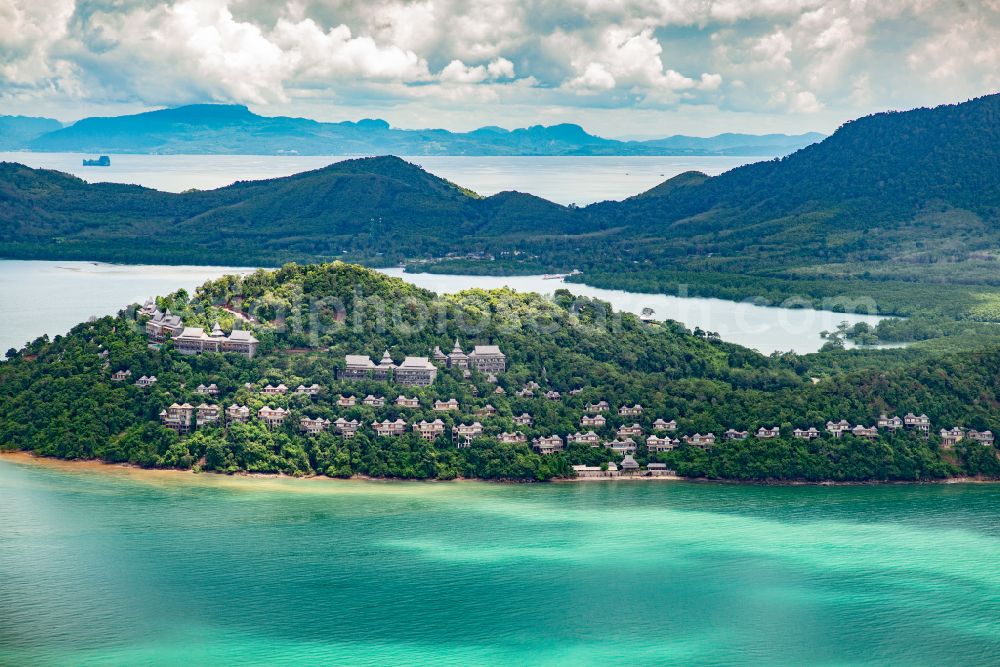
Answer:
0, 104, 823, 156
1, 94, 998, 329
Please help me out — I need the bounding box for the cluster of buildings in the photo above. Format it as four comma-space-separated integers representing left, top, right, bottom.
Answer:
341, 342, 506, 387
143, 304, 258, 358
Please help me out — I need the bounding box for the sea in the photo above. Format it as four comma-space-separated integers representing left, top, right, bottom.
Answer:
1, 456, 998, 666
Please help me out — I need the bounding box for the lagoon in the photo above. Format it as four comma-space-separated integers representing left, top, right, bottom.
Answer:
1, 455, 998, 666
0, 260, 885, 355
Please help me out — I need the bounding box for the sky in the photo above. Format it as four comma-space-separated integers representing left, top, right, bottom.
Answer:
1, 0, 999, 137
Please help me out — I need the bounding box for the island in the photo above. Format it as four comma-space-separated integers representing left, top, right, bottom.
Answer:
2, 262, 997, 482
82, 155, 111, 167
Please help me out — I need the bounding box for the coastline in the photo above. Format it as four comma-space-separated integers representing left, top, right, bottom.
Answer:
3, 450, 995, 487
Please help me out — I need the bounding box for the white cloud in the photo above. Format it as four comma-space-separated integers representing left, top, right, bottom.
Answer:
0, 0, 997, 131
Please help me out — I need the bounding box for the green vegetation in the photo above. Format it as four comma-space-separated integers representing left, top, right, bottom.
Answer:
2, 262, 997, 482
3, 95, 1000, 349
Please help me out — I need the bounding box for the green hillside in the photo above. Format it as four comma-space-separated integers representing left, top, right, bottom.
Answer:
2, 262, 997, 481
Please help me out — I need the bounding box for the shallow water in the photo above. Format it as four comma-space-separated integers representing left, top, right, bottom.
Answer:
1, 456, 997, 666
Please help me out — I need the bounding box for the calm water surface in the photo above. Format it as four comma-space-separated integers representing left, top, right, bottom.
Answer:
0, 152, 761, 205
0, 261, 884, 355
1, 457, 998, 666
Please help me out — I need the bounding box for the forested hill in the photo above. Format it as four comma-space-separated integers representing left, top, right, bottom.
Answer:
599, 93, 1000, 276
0, 156, 579, 265
20, 103, 821, 156
2, 261, 997, 481
2, 94, 999, 296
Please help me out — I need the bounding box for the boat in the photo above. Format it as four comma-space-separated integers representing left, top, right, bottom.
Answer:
82, 155, 111, 167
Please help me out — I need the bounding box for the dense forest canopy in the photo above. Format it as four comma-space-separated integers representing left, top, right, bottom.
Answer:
2, 262, 997, 482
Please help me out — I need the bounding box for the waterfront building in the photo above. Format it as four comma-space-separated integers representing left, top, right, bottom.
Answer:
620, 454, 641, 474
532, 435, 564, 455
453, 422, 484, 447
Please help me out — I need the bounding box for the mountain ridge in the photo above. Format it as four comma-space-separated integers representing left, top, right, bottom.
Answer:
17, 104, 823, 156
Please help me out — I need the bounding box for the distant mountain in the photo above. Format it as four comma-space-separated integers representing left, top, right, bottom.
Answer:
2, 95, 997, 295
0, 115, 62, 150
22, 104, 821, 156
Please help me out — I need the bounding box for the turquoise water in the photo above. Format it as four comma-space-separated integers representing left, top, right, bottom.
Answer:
1, 458, 998, 666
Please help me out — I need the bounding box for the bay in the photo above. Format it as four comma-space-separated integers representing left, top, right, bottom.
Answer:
0, 152, 760, 206
0, 261, 884, 355
1, 456, 998, 667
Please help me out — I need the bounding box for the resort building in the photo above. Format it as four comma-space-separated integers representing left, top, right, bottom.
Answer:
395, 395, 420, 408
851, 425, 879, 441
160, 403, 194, 433
532, 435, 564, 455
453, 422, 484, 447
572, 463, 619, 478
498, 431, 527, 444
446, 340, 469, 369
793, 427, 821, 440
586, 401, 610, 412
607, 438, 637, 455
581, 414, 607, 428
826, 420, 851, 438
172, 323, 258, 358
342, 355, 377, 380
646, 435, 677, 452
337, 395, 357, 407
372, 419, 407, 437
395, 357, 438, 386
196, 383, 219, 396
684, 433, 716, 449
545, 391, 562, 401
568, 431, 601, 446
646, 463, 676, 477
724, 429, 749, 441
475, 404, 497, 418
135, 375, 157, 387
468, 345, 506, 373
374, 351, 396, 380
757, 426, 780, 439
295, 384, 322, 396
432, 346, 448, 365
877, 415, 904, 431
362, 395, 386, 407
433, 399, 460, 412
513, 413, 533, 426
334, 418, 361, 438
258, 406, 288, 429
413, 419, 446, 441
195, 404, 220, 427
111, 369, 132, 382
145, 310, 184, 340
617, 424, 644, 438
968, 430, 995, 446
262, 384, 289, 395
904, 413, 931, 435
619, 404, 643, 417
619, 455, 641, 474
652, 419, 677, 432
939, 427, 964, 448
300, 417, 331, 435
226, 404, 250, 423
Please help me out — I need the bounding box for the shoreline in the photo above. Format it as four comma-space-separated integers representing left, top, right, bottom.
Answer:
2, 451, 996, 487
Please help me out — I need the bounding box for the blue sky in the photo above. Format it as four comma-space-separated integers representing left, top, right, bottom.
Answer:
1, 0, 998, 136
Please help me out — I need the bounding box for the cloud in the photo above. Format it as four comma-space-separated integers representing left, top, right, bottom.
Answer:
0, 0, 998, 130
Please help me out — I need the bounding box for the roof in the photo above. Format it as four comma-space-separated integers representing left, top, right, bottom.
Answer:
345, 355, 376, 368
176, 327, 208, 341
227, 330, 258, 343
398, 356, 435, 370
470, 345, 504, 356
